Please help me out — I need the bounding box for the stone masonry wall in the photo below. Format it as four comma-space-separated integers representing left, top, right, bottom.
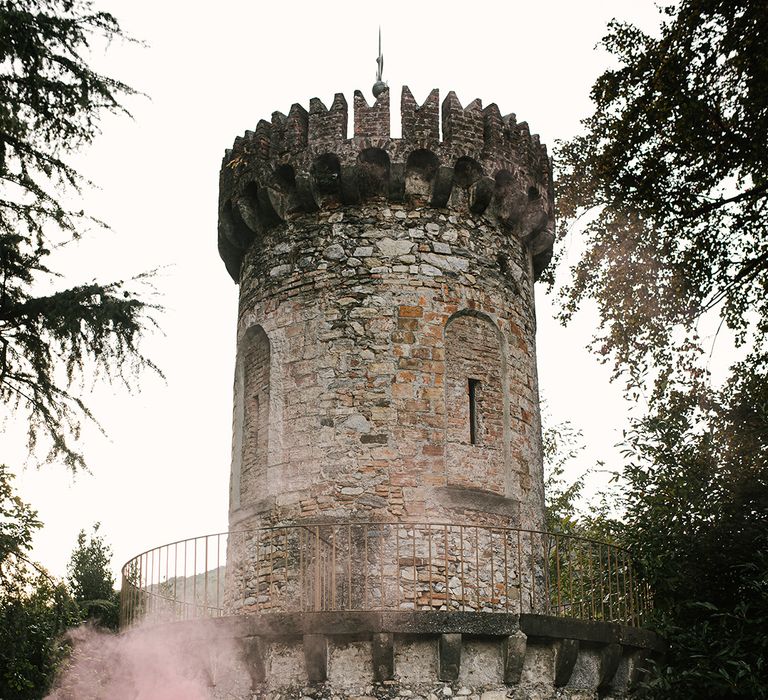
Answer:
219, 87, 554, 615
230, 202, 543, 532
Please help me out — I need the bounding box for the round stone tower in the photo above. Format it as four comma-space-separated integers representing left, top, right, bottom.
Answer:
218, 86, 554, 543
117, 85, 661, 700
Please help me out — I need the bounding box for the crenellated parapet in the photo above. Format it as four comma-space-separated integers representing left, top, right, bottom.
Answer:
218, 86, 554, 282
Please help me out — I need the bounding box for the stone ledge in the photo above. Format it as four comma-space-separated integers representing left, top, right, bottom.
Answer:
138, 612, 662, 699
171, 610, 662, 651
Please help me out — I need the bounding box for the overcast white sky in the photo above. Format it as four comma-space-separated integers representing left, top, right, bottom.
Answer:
7, 0, 670, 582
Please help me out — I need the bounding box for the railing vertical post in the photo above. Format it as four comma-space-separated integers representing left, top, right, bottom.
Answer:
475, 526, 480, 610
269, 529, 275, 609
314, 526, 321, 612
379, 525, 385, 609
517, 529, 522, 614
614, 546, 622, 624
542, 533, 550, 616
395, 523, 401, 609
489, 528, 495, 610
183, 541, 188, 620
204, 537, 209, 617
299, 527, 304, 612
503, 528, 509, 613
173, 542, 178, 618
194, 539, 199, 619
444, 525, 449, 610
347, 524, 352, 610
331, 526, 337, 610
427, 524, 433, 609
528, 531, 536, 612
412, 526, 417, 609
563, 538, 574, 617
363, 524, 369, 609
606, 543, 613, 622
149, 549, 155, 618
460, 525, 466, 612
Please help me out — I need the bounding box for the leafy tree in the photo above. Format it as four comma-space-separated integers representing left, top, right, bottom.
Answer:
542, 419, 589, 535
554, 1, 768, 696
618, 361, 768, 698
542, 418, 622, 543
0, 0, 155, 694
0, 468, 80, 699
0, 0, 160, 472
553, 0, 767, 397
66, 523, 119, 629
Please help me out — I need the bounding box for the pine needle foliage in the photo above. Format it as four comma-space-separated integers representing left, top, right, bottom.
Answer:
0, 0, 161, 470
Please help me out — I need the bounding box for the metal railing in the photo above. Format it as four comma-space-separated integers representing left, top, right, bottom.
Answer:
120, 522, 652, 629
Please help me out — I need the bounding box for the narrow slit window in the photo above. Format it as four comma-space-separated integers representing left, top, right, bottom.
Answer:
468, 378, 480, 445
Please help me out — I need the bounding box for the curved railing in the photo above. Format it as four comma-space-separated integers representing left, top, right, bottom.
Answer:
120, 522, 653, 629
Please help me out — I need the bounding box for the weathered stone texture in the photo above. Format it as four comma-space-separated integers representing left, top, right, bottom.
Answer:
228, 203, 543, 534
221, 87, 551, 621
177, 613, 660, 700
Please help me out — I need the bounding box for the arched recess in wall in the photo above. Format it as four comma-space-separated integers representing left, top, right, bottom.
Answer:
405, 149, 439, 203
357, 148, 390, 200
239, 324, 271, 507
444, 310, 508, 495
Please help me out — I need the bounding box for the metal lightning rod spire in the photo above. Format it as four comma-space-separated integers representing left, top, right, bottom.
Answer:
373, 26, 387, 98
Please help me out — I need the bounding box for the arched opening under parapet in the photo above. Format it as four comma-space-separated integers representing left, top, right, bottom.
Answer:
357, 148, 390, 199
405, 149, 439, 203
237, 325, 271, 510
268, 164, 300, 219
220, 199, 253, 250
273, 164, 297, 193
450, 157, 484, 210
444, 310, 508, 496
311, 153, 342, 197
234, 182, 263, 235
494, 169, 523, 228
453, 156, 483, 189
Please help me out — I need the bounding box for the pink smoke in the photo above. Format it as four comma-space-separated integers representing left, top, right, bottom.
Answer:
47, 619, 241, 699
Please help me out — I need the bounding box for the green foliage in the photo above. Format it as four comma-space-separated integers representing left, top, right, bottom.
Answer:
542, 418, 621, 543
617, 363, 768, 698
0, 465, 41, 582
553, 3, 768, 694
542, 419, 589, 534
553, 0, 768, 398
0, 468, 80, 699
0, 575, 80, 700
0, 0, 160, 471
0, 1, 153, 694
66, 523, 119, 629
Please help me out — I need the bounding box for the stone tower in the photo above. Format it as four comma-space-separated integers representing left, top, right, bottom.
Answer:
118, 85, 661, 700
218, 87, 554, 544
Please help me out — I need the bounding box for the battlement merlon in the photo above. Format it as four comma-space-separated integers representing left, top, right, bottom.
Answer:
218, 86, 554, 282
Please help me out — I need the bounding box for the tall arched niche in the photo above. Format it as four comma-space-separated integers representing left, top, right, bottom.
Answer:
234, 324, 271, 510
444, 310, 509, 496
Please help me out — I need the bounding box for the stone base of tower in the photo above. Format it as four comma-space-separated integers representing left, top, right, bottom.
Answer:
167, 612, 663, 700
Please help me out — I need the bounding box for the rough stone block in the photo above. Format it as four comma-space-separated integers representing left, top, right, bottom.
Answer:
303, 634, 328, 682
372, 632, 395, 681
438, 633, 462, 682
553, 638, 579, 687
240, 635, 266, 686
502, 631, 527, 684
